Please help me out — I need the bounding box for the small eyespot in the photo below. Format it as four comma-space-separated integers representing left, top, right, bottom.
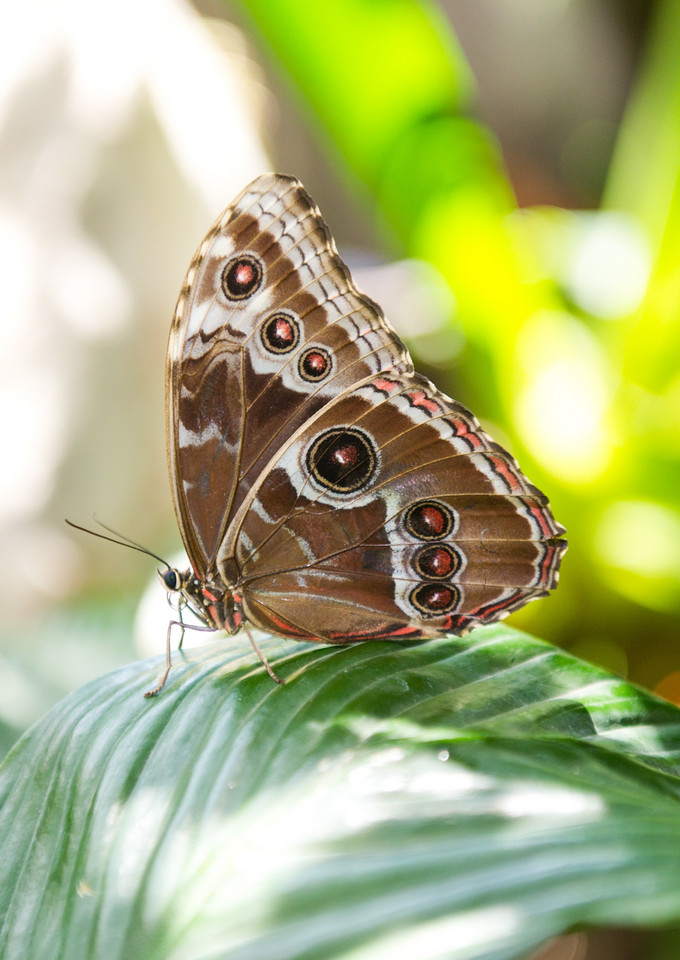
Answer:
261, 312, 299, 353
299, 347, 331, 382
413, 544, 460, 580
409, 582, 460, 616
221, 254, 263, 300
404, 500, 455, 541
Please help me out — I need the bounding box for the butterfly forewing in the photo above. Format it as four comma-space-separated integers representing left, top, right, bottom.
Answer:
167, 173, 566, 651
167, 174, 411, 579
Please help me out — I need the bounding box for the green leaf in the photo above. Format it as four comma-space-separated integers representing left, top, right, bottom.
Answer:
3, 625, 680, 959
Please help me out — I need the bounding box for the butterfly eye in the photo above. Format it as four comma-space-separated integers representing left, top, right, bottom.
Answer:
162, 569, 181, 591
221, 254, 263, 300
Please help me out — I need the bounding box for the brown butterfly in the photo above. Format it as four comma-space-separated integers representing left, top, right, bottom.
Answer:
149, 174, 566, 695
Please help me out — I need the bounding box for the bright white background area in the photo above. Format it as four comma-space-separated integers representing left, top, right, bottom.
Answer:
0, 0, 458, 728
0, 0, 274, 725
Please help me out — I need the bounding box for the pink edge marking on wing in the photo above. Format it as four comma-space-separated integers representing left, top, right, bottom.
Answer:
487, 453, 523, 493
469, 591, 523, 621
406, 389, 441, 414
447, 418, 485, 450
373, 377, 399, 394
265, 611, 315, 639
527, 500, 555, 538
329, 624, 422, 641
437, 613, 475, 635
537, 541, 562, 587
380, 624, 423, 639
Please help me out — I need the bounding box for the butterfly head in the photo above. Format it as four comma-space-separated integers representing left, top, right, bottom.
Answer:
156, 565, 244, 636
157, 566, 205, 621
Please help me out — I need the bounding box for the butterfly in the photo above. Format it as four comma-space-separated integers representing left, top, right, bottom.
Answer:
149, 173, 566, 695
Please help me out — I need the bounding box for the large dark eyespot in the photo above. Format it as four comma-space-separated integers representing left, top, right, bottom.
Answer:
410, 582, 460, 615
306, 427, 377, 494
404, 500, 455, 541
261, 312, 299, 353
413, 544, 460, 580
221, 254, 263, 300
299, 347, 331, 382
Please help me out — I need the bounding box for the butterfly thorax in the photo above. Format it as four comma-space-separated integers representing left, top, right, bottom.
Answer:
177, 571, 244, 635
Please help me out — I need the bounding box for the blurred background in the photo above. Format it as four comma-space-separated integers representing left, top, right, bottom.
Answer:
1, 0, 678, 768
1, 0, 679, 955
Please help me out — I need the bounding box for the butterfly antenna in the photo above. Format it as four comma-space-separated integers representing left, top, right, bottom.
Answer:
65, 517, 172, 569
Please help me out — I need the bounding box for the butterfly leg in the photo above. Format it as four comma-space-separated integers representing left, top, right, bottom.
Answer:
144, 618, 181, 698
144, 619, 214, 697
243, 622, 284, 685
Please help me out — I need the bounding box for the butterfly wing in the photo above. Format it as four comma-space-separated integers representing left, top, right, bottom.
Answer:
223, 372, 566, 642
167, 174, 411, 578
169, 173, 566, 640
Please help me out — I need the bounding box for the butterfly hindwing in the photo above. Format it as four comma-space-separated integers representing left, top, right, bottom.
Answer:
225, 372, 565, 641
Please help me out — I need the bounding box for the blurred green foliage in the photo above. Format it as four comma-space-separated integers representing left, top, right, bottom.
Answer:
236, 0, 680, 694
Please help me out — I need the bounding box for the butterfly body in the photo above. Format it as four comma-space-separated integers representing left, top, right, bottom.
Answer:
159, 174, 566, 688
